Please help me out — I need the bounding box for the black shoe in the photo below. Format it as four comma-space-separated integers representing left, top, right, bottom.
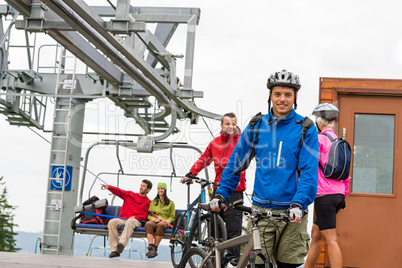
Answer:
109, 251, 120, 258
147, 251, 158, 258
146, 245, 158, 258
117, 242, 124, 253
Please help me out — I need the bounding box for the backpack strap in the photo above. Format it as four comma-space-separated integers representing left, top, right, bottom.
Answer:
249, 112, 263, 154
233, 112, 262, 175
297, 116, 314, 147
320, 132, 336, 142
318, 132, 336, 171
295, 117, 314, 179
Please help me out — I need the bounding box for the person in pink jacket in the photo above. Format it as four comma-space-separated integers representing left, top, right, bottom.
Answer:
305, 103, 350, 268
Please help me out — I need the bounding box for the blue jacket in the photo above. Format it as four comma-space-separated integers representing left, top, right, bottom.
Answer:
216, 109, 319, 210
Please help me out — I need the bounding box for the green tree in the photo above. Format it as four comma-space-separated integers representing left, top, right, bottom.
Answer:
0, 176, 20, 252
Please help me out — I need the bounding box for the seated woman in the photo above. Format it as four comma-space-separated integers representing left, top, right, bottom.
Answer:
145, 182, 175, 258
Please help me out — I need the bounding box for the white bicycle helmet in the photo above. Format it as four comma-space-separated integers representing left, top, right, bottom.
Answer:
312, 103, 339, 121
267, 69, 301, 91
266, 69, 301, 112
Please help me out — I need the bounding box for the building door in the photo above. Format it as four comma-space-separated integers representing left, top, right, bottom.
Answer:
337, 95, 402, 267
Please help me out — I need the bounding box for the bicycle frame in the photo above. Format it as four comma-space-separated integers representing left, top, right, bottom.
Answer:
170, 176, 224, 268
193, 202, 290, 268
171, 180, 207, 241
188, 182, 207, 234
203, 225, 266, 268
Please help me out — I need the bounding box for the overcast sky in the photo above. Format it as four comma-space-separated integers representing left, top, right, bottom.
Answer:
1, 0, 402, 233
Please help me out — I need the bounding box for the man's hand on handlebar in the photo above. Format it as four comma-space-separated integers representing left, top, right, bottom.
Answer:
210, 194, 227, 212
180, 171, 195, 184
287, 203, 303, 224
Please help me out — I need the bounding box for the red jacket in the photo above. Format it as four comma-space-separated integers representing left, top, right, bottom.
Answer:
107, 185, 151, 221
190, 127, 246, 192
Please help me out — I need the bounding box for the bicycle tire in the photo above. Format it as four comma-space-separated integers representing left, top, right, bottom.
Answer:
179, 246, 213, 268
170, 211, 188, 268
188, 213, 227, 249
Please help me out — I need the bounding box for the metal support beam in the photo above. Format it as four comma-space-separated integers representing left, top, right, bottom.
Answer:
1, 73, 105, 95
147, 23, 178, 67
92, 6, 201, 24
44, 0, 220, 119
4, 0, 30, 17
42, 98, 85, 255
136, 30, 169, 69
109, 0, 131, 35
43, 0, 172, 110
4, 1, 220, 119
24, 0, 47, 31
183, 15, 197, 89
15, 19, 146, 32
47, 31, 123, 85
17, 3, 125, 85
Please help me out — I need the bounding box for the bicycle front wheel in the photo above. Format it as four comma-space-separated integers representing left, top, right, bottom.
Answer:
170, 212, 188, 268
179, 247, 213, 268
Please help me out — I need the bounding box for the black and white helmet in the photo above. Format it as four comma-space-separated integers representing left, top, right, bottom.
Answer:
267, 69, 301, 91
312, 103, 339, 121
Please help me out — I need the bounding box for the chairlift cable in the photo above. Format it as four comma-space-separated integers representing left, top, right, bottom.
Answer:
106, 0, 116, 10
244, 192, 253, 204
28, 126, 98, 178
201, 116, 214, 138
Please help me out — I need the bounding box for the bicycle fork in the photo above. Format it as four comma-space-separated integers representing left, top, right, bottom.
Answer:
251, 226, 272, 268
200, 226, 268, 268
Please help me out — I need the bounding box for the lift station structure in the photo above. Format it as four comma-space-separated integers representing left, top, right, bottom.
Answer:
0, 0, 220, 255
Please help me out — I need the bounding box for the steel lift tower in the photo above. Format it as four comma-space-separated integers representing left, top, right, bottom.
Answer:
0, 0, 220, 255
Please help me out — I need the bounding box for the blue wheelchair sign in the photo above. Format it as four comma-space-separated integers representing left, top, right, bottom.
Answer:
50, 165, 72, 191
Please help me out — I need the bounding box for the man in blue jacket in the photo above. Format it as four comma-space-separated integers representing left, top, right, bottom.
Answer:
211, 70, 318, 268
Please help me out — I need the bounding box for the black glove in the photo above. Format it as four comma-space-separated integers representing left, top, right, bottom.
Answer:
287, 203, 303, 220
210, 194, 227, 210
181, 171, 194, 184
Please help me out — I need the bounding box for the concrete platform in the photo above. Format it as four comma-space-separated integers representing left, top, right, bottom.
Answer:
0, 252, 173, 267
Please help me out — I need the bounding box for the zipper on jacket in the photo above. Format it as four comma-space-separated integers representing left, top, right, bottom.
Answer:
219, 135, 232, 172
220, 141, 229, 170
277, 141, 283, 166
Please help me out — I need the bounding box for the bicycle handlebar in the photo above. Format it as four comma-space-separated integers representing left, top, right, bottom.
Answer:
232, 203, 290, 221
232, 204, 252, 214
183, 174, 220, 187
198, 201, 291, 222
198, 202, 211, 211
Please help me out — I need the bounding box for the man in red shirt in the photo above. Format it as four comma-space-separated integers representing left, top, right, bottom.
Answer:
183, 112, 246, 266
101, 179, 152, 258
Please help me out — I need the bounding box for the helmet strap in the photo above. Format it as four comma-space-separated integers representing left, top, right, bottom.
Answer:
267, 95, 271, 114
315, 122, 321, 133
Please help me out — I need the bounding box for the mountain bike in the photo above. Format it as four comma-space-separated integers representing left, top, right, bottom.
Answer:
170, 175, 227, 268
179, 201, 291, 268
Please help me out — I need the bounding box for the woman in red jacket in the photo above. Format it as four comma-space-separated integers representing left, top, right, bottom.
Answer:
183, 112, 246, 267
